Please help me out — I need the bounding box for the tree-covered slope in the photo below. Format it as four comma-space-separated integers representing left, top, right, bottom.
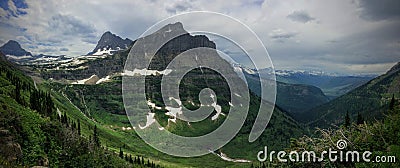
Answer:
298, 62, 400, 128
0, 53, 137, 167
244, 73, 329, 114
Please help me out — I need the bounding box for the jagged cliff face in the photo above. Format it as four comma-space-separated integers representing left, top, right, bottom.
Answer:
125, 22, 216, 71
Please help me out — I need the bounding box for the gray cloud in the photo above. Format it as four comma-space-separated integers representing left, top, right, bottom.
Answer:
287, 10, 315, 23
357, 0, 400, 21
48, 14, 96, 38
166, 1, 192, 14
59, 47, 69, 51
269, 29, 298, 39
38, 47, 57, 53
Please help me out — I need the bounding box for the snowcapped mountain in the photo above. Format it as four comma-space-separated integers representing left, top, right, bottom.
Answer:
0, 40, 32, 58
87, 31, 133, 55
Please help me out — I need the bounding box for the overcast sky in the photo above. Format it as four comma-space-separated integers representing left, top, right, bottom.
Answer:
0, 0, 399, 75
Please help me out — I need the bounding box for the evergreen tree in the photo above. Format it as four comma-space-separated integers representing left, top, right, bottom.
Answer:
93, 125, 100, 147
72, 121, 76, 130
390, 94, 395, 110
344, 111, 351, 127
78, 119, 81, 136
45, 92, 54, 117
357, 112, 364, 125
119, 147, 123, 158
15, 80, 22, 104
44, 135, 51, 154
129, 154, 133, 163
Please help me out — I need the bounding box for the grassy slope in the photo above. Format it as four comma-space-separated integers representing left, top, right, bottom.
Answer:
44, 71, 305, 167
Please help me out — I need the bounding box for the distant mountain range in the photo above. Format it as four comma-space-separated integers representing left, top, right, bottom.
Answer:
298, 62, 400, 128
271, 69, 374, 98
240, 67, 373, 98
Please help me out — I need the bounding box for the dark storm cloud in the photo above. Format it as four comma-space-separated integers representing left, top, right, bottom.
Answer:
357, 0, 400, 21
327, 21, 400, 65
268, 20, 399, 74
287, 10, 315, 23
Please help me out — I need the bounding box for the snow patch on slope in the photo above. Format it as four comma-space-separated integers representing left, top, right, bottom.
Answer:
71, 74, 98, 84
209, 150, 251, 163
96, 75, 111, 84
122, 69, 173, 76
91, 48, 116, 56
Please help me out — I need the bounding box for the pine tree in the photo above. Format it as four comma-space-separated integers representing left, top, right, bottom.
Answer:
45, 93, 54, 117
390, 94, 395, 110
93, 125, 100, 147
119, 147, 123, 158
129, 154, 133, 163
77, 119, 81, 135
72, 121, 76, 130
44, 135, 51, 154
15, 80, 22, 104
344, 111, 351, 127
356, 112, 364, 125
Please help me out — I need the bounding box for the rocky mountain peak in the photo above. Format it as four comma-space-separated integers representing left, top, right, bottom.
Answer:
0, 40, 32, 56
87, 31, 133, 55
155, 22, 186, 34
